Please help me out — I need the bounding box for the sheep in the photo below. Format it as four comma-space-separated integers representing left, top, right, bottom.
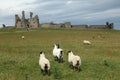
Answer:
67, 51, 81, 71
83, 40, 91, 45
39, 51, 50, 76
21, 36, 25, 39
53, 44, 64, 63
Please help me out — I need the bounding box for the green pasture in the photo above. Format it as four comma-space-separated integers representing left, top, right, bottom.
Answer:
0, 28, 120, 80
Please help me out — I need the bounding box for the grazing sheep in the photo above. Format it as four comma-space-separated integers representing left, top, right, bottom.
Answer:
83, 40, 91, 45
53, 44, 64, 63
39, 51, 50, 76
21, 36, 25, 39
67, 51, 81, 71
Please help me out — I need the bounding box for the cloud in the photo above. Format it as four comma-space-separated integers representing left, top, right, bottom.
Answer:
66, 0, 73, 4
0, 0, 36, 9
84, 8, 120, 21
0, 0, 120, 29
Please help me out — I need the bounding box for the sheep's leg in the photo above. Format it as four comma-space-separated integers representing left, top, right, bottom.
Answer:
75, 65, 81, 72
41, 69, 46, 75
54, 56, 57, 61
59, 58, 63, 63
58, 58, 61, 63
61, 57, 64, 63
73, 66, 76, 71
54, 56, 59, 62
56, 57, 59, 61
58, 57, 64, 63
43, 70, 46, 76
57, 56, 62, 63
74, 66, 78, 71
47, 70, 50, 76
41, 69, 43, 73
71, 64, 75, 70
78, 67, 82, 72
69, 63, 73, 69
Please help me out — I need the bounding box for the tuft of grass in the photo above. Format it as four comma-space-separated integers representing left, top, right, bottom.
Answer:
53, 64, 62, 79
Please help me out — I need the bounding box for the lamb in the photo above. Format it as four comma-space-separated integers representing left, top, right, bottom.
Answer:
39, 51, 50, 76
67, 51, 81, 71
53, 44, 64, 63
83, 40, 91, 45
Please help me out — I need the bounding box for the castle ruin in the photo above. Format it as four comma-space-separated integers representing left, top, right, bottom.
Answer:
15, 11, 39, 28
40, 22, 71, 28
14, 11, 114, 29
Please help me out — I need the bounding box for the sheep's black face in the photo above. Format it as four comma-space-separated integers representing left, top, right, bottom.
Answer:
68, 51, 71, 53
67, 51, 71, 55
56, 44, 60, 48
60, 51, 63, 58
58, 51, 63, 63
60, 51, 63, 55
40, 51, 42, 54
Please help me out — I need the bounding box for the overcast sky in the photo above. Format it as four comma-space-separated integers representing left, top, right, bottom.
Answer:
0, 0, 120, 29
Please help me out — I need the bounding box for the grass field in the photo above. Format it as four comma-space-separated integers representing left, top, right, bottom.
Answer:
0, 27, 120, 80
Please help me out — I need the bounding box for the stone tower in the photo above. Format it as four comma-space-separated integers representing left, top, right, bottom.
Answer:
21, 11, 26, 27
15, 14, 22, 28
15, 11, 39, 28
64, 22, 71, 28
29, 12, 39, 28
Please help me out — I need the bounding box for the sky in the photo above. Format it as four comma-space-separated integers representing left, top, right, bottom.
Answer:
0, 0, 120, 29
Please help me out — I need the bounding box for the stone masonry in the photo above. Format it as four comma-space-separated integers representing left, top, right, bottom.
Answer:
15, 11, 39, 28
14, 11, 114, 29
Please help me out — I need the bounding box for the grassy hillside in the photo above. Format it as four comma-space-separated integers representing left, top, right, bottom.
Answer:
0, 28, 120, 80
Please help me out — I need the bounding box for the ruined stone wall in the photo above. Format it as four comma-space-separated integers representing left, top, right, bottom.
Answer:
15, 15, 21, 28
106, 22, 114, 29
15, 11, 114, 29
16, 21, 22, 28
89, 25, 107, 29
40, 23, 51, 28
21, 11, 26, 27
64, 22, 71, 28
40, 23, 62, 28
29, 12, 39, 28
72, 25, 88, 29
15, 11, 39, 28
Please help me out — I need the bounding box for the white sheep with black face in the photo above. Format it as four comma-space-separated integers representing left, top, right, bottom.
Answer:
83, 40, 91, 45
53, 44, 64, 63
39, 51, 50, 76
67, 51, 81, 71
